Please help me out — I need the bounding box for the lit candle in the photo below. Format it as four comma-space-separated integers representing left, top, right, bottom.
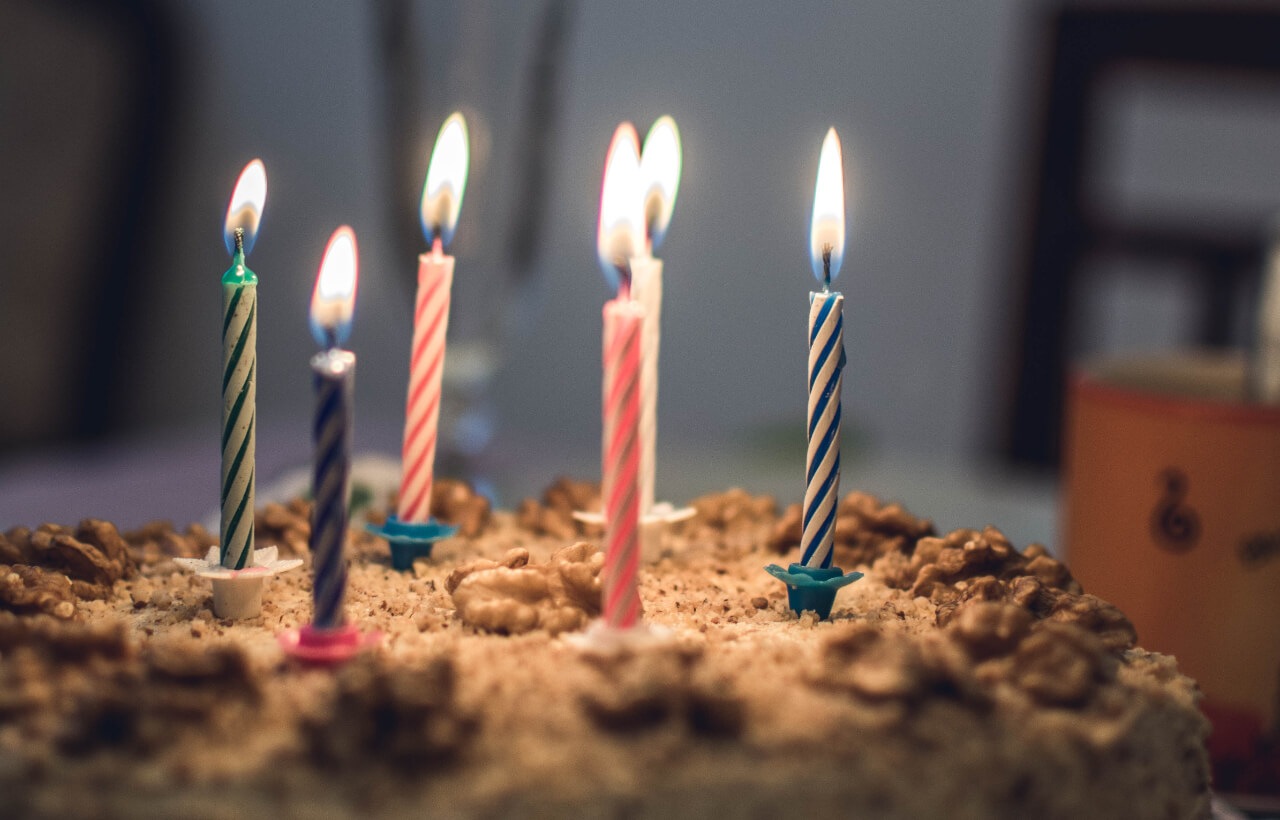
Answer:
631, 116, 682, 514
598, 124, 647, 629
398, 113, 470, 523
308, 227, 359, 631
220, 160, 267, 571
802, 128, 847, 570
764, 128, 863, 619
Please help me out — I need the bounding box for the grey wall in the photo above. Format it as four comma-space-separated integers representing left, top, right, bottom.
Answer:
120, 0, 1024, 468
16, 1, 1280, 484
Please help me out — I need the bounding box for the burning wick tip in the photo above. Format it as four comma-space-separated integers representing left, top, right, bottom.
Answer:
615, 259, 633, 299
234, 227, 245, 255
822, 244, 833, 290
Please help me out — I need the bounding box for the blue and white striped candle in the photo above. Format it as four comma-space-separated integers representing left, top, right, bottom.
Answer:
308, 227, 359, 630
801, 128, 847, 570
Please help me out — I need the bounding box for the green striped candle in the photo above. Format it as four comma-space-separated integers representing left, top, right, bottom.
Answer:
221, 160, 266, 570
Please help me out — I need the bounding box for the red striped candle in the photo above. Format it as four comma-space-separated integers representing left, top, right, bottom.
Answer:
398, 241, 452, 522
397, 112, 470, 522
602, 298, 644, 628
596, 122, 647, 629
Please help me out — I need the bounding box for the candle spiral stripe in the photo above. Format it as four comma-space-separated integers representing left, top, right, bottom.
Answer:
311, 351, 354, 630
630, 260, 662, 515
801, 291, 845, 569
398, 256, 453, 522
221, 283, 257, 569
602, 300, 644, 629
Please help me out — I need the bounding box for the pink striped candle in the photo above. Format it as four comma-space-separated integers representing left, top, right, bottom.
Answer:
397, 112, 470, 522
398, 240, 452, 522
602, 299, 644, 628
596, 122, 647, 628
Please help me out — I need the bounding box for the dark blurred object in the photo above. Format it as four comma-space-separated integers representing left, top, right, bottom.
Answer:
504, 0, 575, 284
1204, 701, 1280, 802
0, 0, 179, 453
374, 0, 424, 283
376, 0, 576, 297
1004, 3, 1280, 467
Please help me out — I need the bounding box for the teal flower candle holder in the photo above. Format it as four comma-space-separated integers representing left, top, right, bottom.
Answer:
765, 562, 863, 620
366, 515, 458, 570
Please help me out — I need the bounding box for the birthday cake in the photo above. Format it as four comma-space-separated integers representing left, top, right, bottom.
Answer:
0, 482, 1210, 818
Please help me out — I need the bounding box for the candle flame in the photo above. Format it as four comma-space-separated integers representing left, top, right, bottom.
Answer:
420, 112, 470, 248
809, 128, 846, 286
597, 122, 644, 292
640, 116, 681, 252
224, 159, 267, 257
310, 226, 359, 348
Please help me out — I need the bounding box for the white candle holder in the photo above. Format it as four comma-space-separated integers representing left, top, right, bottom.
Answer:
572, 501, 696, 562
563, 619, 676, 656
175, 545, 302, 620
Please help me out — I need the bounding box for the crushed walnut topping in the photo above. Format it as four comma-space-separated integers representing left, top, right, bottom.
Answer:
449, 543, 603, 635
579, 643, 743, 738
0, 520, 139, 617
768, 491, 935, 567
306, 655, 478, 771
515, 477, 600, 538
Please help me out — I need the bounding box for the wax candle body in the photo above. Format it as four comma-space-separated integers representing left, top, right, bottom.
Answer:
802, 290, 844, 569
310, 349, 355, 629
221, 251, 257, 570
629, 256, 663, 514
602, 298, 645, 628
398, 249, 454, 522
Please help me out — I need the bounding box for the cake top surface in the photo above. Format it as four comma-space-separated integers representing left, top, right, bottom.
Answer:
0, 483, 1210, 818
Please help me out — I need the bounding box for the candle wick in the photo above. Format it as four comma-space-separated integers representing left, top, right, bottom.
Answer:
234, 227, 245, 256
432, 235, 444, 259
616, 259, 632, 299
822, 245, 832, 291
324, 327, 339, 351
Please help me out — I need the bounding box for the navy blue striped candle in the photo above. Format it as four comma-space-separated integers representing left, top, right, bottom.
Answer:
308, 227, 360, 630
311, 350, 355, 628
802, 128, 847, 570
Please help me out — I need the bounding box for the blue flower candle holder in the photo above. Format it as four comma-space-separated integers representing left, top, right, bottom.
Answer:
366, 515, 458, 570
765, 562, 863, 620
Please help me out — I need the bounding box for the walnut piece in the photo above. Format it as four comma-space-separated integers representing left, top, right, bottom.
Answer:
691, 488, 777, 531
516, 477, 600, 537
947, 601, 1033, 660
449, 543, 603, 635
124, 521, 215, 566
768, 491, 934, 567
430, 478, 492, 537
0, 520, 138, 615
813, 623, 981, 706
1045, 593, 1137, 653
1011, 622, 1114, 706
256, 499, 311, 557
0, 565, 77, 618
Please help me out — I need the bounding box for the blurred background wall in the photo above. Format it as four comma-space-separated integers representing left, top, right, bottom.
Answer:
5, 0, 1280, 501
